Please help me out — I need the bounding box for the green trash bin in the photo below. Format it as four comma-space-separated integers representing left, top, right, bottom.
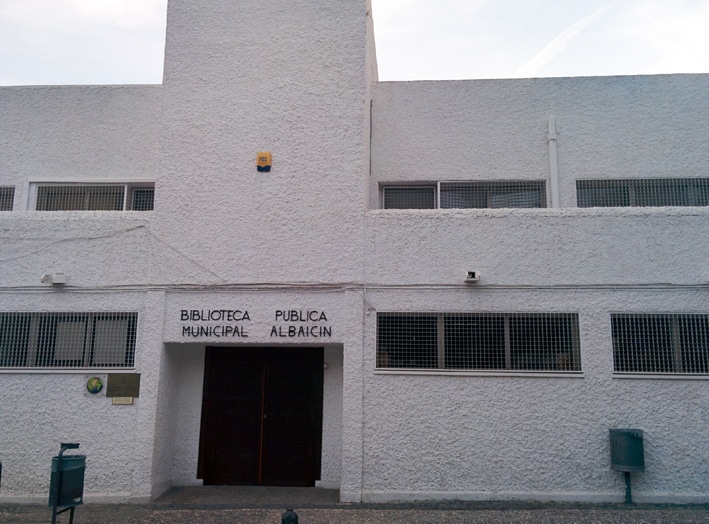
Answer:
48, 455, 85, 508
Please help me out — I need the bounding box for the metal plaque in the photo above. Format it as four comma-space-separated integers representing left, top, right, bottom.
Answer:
106, 373, 140, 398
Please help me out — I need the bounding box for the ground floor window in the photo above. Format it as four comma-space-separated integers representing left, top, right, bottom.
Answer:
377, 312, 580, 372
612, 314, 709, 374
0, 186, 14, 211
0, 312, 137, 369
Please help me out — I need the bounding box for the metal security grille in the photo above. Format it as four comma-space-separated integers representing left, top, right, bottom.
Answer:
129, 188, 155, 211
0, 312, 137, 368
377, 313, 580, 372
0, 186, 14, 211
441, 181, 547, 209
383, 186, 436, 209
36, 185, 125, 211
34, 184, 155, 211
577, 179, 709, 207
612, 314, 709, 374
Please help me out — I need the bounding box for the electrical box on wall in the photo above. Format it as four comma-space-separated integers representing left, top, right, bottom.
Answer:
256, 152, 272, 172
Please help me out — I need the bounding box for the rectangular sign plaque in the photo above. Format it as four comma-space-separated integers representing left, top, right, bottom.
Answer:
106, 373, 141, 398
111, 397, 134, 405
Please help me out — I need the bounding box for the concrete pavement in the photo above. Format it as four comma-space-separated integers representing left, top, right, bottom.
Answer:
1, 486, 708, 523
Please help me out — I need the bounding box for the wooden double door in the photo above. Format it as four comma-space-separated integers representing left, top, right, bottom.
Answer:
198, 347, 324, 486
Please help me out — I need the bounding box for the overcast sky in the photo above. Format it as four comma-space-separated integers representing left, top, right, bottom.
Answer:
1, 0, 708, 86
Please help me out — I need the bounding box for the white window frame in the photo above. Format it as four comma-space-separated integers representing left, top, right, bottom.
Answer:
376, 312, 581, 375
381, 181, 548, 210
26, 180, 155, 212
0, 312, 138, 370
611, 313, 709, 376
576, 178, 709, 207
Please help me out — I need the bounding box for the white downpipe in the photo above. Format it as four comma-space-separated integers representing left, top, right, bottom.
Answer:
548, 116, 560, 208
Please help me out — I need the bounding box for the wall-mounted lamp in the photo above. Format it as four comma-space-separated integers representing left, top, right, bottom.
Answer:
465, 270, 480, 284
40, 273, 67, 285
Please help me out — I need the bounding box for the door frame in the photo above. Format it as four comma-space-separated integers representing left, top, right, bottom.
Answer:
197, 346, 324, 486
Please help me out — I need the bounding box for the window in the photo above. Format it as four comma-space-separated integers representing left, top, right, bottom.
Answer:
612, 314, 709, 374
0, 186, 14, 211
382, 181, 547, 209
377, 312, 580, 372
0, 312, 137, 369
441, 181, 546, 209
383, 186, 436, 209
34, 184, 154, 211
577, 179, 709, 207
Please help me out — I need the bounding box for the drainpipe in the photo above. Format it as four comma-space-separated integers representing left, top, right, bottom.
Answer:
548, 115, 560, 208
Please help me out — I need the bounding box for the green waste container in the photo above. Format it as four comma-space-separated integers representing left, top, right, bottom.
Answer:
48, 455, 85, 507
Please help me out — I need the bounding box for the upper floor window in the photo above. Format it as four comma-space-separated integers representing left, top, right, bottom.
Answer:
34, 183, 154, 211
0, 186, 14, 211
377, 312, 580, 373
577, 178, 709, 207
382, 181, 547, 210
612, 314, 709, 374
382, 186, 436, 209
0, 312, 137, 369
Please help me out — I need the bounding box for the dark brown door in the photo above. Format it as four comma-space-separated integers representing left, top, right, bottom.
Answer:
197, 347, 323, 486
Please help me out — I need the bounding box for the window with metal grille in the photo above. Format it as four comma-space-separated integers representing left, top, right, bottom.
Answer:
377, 312, 580, 372
441, 181, 547, 209
0, 312, 137, 369
612, 314, 709, 374
0, 186, 14, 211
577, 179, 709, 207
382, 186, 436, 209
34, 184, 154, 211
382, 181, 547, 209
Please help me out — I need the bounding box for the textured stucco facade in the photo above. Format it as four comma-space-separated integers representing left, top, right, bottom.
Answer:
1, 0, 708, 505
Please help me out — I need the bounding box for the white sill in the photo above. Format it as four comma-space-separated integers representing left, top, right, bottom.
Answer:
0, 368, 136, 374
612, 373, 709, 380
374, 369, 584, 378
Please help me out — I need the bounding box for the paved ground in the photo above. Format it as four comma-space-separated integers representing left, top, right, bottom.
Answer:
1, 486, 708, 523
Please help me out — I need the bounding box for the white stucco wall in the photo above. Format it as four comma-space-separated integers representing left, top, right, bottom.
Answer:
153, 0, 374, 285
1, 0, 708, 506
0, 85, 161, 211
361, 73, 709, 502
358, 288, 709, 503
370, 75, 709, 208
0, 291, 159, 503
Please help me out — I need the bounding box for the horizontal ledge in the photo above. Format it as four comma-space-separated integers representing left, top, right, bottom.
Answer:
374, 370, 584, 378
612, 373, 709, 381
0, 368, 137, 375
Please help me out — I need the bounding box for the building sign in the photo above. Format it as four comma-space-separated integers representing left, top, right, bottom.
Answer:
180, 309, 250, 338
178, 308, 332, 339
270, 309, 332, 338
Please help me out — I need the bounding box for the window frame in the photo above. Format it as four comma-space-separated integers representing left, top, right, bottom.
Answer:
611, 313, 709, 375
28, 182, 155, 212
0, 312, 138, 370
381, 184, 437, 209
381, 181, 548, 210
376, 312, 581, 375
577, 178, 709, 208
0, 186, 15, 211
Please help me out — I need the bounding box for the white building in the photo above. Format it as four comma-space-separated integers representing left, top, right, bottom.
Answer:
1, 0, 708, 504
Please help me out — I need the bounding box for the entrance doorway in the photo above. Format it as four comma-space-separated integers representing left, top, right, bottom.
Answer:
197, 347, 324, 486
